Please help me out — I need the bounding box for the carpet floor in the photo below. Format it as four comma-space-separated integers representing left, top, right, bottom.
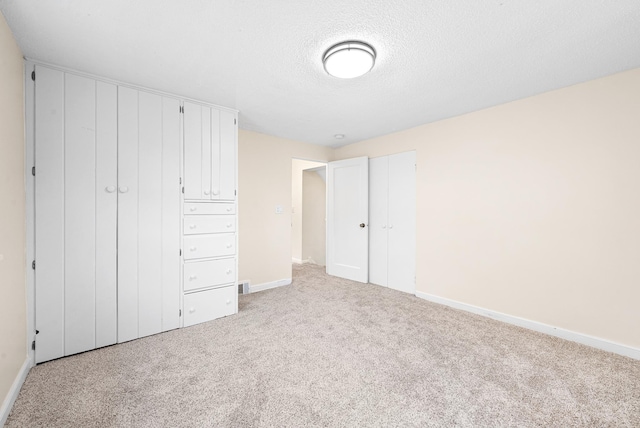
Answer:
6, 263, 640, 427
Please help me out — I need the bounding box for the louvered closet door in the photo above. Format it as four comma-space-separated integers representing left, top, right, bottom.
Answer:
117, 88, 181, 342
34, 66, 118, 363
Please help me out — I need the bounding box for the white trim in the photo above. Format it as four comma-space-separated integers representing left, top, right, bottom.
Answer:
0, 358, 30, 426
415, 291, 640, 360
250, 278, 292, 293
292, 258, 303, 264
24, 61, 36, 366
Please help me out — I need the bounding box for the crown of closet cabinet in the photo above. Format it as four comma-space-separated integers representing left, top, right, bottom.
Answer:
29, 63, 238, 364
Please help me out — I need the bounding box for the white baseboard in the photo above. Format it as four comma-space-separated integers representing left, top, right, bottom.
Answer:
250, 278, 292, 293
0, 357, 31, 426
292, 258, 302, 264
415, 291, 640, 360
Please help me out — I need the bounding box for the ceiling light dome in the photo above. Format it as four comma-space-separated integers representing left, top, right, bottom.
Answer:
323, 41, 376, 79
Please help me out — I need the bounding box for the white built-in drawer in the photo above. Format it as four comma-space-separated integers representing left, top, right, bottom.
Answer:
183, 233, 235, 260
183, 258, 236, 292
183, 285, 236, 327
184, 215, 236, 235
184, 202, 235, 215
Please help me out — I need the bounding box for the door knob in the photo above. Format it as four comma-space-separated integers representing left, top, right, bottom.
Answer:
105, 186, 116, 193
118, 186, 129, 193
360, 223, 366, 228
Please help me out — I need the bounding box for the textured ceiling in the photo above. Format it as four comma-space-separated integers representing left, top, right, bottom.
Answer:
2, 0, 640, 147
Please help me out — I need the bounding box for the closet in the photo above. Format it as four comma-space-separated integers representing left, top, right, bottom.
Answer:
368, 151, 416, 294
32, 64, 237, 364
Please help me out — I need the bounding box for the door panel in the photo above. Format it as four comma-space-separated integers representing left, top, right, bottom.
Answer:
183, 101, 203, 199
368, 156, 389, 287
63, 73, 97, 355
95, 81, 118, 348
388, 151, 416, 294
327, 157, 369, 283
219, 110, 236, 200
34, 66, 65, 363
161, 97, 181, 332
201, 105, 212, 199
117, 87, 140, 343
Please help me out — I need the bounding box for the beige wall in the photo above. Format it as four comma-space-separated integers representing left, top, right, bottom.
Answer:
291, 159, 325, 263
334, 68, 640, 349
302, 170, 326, 266
0, 11, 27, 412
238, 130, 332, 286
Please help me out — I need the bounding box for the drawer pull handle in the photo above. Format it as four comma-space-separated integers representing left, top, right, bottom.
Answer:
189, 275, 197, 281
226, 207, 232, 212
226, 269, 232, 275
226, 244, 233, 249
188, 307, 196, 314
226, 223, 232, 228
189, 207, 197, 212
226, 299, 231, 305
189, 224, 196, 229
189, 247, 197, 251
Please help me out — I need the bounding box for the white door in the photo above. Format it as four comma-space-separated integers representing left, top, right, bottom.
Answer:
34, 66, 118, 363
117, 87, 181, 342
388, 151, 416, 294
326, 157, 369, 283
368, 156, 389, 287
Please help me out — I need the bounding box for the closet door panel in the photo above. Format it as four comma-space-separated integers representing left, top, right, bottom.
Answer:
210, 109, 221, 199
183, 101, 203, 199
95, 81, 118, 348
137, 92, 163, 338
388, 151, 416, 294
63, 74, 97, 355
201, 106, 212, 199
219, 110, 236, 200
34, 66, 65, 363
117, 87, 140, 343
368, 156, 388, 287
161, 97, 181, 331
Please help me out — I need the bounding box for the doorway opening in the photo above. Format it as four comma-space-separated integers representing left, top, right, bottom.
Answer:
291, 159, 327, 267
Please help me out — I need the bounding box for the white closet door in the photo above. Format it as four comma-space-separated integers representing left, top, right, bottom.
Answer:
34, 66, 65, 363
387, 151, 416, 294
327, 157, 369, 283
368, 156, 389, 287
35, 67, 118, 363
201, 105, 212, 199
218, 110, 236, 200
118, 87, 180, 342
183, 101, 203, 200
210, 109, 221, 199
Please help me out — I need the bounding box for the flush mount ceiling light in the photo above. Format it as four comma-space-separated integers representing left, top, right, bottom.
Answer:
323, 41, 376, 79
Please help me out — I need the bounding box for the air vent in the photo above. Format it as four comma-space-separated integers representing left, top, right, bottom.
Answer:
238, 281, 250, 294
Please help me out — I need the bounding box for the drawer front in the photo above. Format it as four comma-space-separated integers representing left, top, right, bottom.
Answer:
183, 233, 235, 260
184, 215, 236, 235
184, 258, 236, 292
183, 286, 236, 327
184, 202, 235, 215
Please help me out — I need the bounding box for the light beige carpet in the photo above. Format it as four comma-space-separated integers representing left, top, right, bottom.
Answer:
6, 263, 640, 427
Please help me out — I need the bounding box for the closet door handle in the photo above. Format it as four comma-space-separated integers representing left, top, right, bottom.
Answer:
389, 225, 393, 229
382, 225, 386, 229
212, 189, 219, 196
359, 223, 366, 228
105, 186, 116, 193
118, 186, 129, 193
204, 190, 210, 195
